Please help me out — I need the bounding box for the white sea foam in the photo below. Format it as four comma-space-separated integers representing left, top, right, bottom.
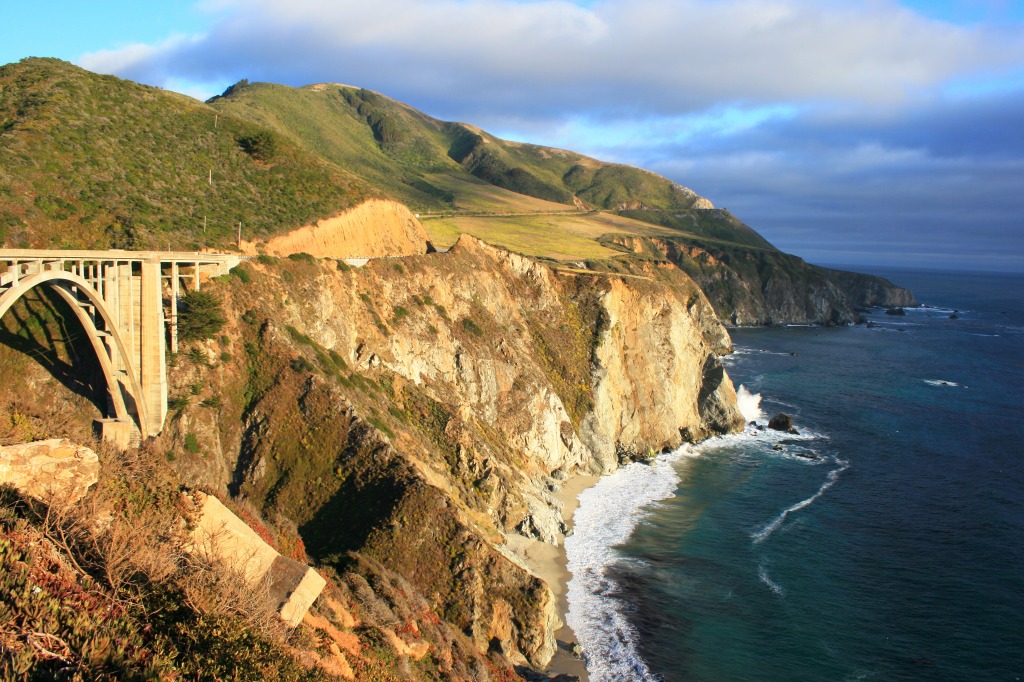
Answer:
731, 347, 792, 357
903, 305, 959, 315
924, 379, 960, 387
564, 448, 694, 681
751, 458, 849, 544
758, 561, 784, 596
736, 385, 765, 423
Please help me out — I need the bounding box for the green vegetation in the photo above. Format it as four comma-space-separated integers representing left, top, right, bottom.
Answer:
0, 58, 369, 249
618, 207, 777, 250
208, 79, 718, 219
460, 318, 483, 337
0, 449, 325, 680
178, 290, 227, 342
0, 58, 777, 266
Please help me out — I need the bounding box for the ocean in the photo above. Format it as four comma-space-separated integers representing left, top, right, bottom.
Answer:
564, 267, 1024, 682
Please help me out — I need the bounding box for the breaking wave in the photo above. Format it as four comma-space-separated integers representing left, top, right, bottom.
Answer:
564, 448, 695, 681
736, 385, 765, 423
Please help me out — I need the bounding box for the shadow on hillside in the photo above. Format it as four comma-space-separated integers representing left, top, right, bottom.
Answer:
297, 453, 411, 569
0, 287, 106, 414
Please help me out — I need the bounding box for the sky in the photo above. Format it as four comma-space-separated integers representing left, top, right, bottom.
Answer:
3, 0, 1023, 272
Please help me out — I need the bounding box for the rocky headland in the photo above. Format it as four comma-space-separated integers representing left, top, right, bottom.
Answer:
0, 58, 917, 680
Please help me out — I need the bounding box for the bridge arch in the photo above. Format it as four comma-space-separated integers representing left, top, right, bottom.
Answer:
0, 270, 150, 437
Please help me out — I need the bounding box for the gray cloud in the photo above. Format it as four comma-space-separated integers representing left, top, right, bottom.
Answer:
645, 92, 1024, 270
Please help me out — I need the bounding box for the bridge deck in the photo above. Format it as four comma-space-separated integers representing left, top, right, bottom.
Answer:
0, 249, 241, 264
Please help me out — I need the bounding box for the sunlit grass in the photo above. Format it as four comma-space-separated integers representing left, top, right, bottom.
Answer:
423, 210, 679, 260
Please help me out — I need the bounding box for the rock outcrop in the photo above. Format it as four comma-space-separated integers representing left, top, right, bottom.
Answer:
0, 438, 99, 503
605, 235, 915, 326
188, 492, 327, 627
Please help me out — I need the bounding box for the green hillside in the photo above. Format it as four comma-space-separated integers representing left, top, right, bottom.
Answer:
0, 58, 778, 255
0, 58, 372, 250
209, 81, 718, 213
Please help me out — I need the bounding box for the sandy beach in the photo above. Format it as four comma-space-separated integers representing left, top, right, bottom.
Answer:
508, 473, 600, 681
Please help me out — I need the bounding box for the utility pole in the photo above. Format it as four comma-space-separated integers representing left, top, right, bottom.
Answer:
237, 221, 242, 247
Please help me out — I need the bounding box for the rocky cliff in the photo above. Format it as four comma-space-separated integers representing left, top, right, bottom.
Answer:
155, 233, 742, 671
603, 235, 915, 326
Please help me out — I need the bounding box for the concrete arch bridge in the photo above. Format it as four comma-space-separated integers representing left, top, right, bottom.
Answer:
0, 250, 241, 446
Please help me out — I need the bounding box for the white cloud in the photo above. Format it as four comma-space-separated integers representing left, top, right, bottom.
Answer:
72, 0, 1024, 270
77, 0, 1024, 117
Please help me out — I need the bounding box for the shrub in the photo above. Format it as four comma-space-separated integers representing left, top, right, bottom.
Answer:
183, 433, 201, 453
178, 290, 226, 342
290, 356, 314, 373
461, 318, 483, 337
231, 266, 252, 283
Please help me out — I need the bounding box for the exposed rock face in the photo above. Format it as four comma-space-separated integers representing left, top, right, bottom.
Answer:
245, 199, 431, 259
582, 269, 741, 471
185, 233, 743, 668
188, 492, 327, 628
607, 235, 915, 326
768, 413, 794, 432
0, 439, 99, 503
817, 266, 916, 309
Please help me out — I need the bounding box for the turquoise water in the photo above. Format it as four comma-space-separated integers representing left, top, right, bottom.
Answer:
565, 268, 1024, 681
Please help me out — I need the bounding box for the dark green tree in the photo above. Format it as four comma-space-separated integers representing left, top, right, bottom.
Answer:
178, 290, 226, 342
237, 130, 279, 162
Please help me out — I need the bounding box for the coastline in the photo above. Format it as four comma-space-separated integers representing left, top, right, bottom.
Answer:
510, 473, 599, 681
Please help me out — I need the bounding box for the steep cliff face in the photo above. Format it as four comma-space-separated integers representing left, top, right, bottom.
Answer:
816, 265, 917, 308
605, 235, 915, 326
158, 235, 742, 670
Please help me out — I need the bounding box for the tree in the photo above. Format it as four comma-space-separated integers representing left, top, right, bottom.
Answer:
178, 290, 226, 342
237, 131, 278, 162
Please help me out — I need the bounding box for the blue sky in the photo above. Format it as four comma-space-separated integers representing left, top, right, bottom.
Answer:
3, 0, 1023, 271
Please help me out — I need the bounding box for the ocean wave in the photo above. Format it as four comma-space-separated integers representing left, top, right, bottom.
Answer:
903, 305, 960, 315
758, 561, 785, 597
564, 449, 694, 681
730, 347, 793, 357
923, 379, 960, 387
751, 457, 850, 544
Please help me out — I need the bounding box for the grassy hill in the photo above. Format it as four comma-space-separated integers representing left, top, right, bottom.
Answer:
207, 78, 779, 253
0, 58, 910, 325
0, 58, 776, 256
209, 80, 719, 215
0, 59, 373, 250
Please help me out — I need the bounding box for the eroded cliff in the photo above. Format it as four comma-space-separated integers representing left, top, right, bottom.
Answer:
604, 235, 916, 326
242, 199, 431, 259
157, 234, 742, 671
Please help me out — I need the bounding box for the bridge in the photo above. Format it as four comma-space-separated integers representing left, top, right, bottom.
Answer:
0, 249, 241, 447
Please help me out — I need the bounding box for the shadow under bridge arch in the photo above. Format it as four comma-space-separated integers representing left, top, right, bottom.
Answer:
0, 269, 150, 438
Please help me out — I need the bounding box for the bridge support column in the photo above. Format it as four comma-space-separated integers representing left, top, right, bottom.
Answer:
140, 259, 167, 435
